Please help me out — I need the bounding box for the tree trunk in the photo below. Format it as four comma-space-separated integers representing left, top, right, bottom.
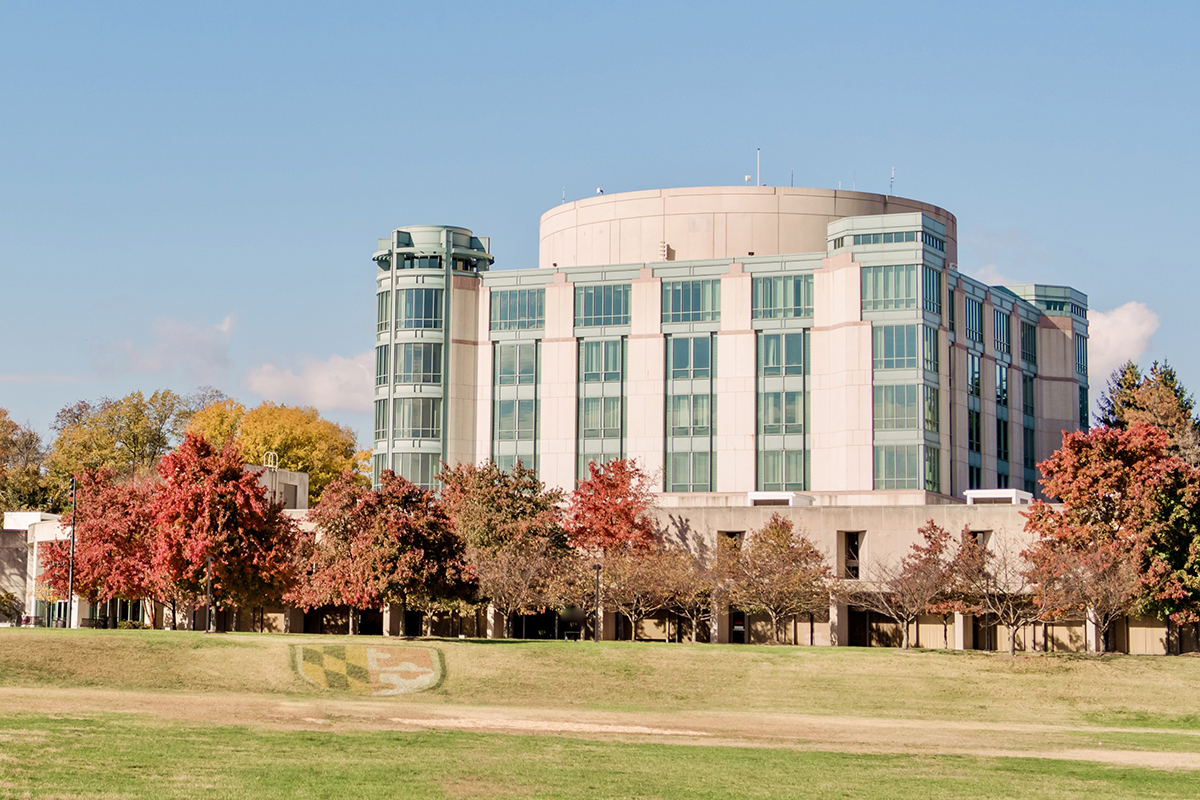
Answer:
1008, 625, 1018, 656
503, 610, 512, 640
349, 608, 359, 636
901, 619, 910, 650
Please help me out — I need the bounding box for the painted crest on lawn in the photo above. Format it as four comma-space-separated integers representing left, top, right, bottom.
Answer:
294, 644, 441, 695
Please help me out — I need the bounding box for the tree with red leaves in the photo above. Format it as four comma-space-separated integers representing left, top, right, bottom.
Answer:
288, 470, 472, 630
152, 433, 297, 614
39, 469, 158, 625
835, 520, 955, 649
566, 458, 656, 552
1024, 422, 1200, 628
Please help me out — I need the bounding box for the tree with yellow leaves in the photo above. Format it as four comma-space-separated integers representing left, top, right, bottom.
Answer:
187, 400, 361, 503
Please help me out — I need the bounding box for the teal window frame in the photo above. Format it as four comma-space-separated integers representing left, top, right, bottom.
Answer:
575, 284, 631, 327
490, 288, 545, 331
872, 325, 919, 370
752, 274, 813, 319
662, 279, 721, 323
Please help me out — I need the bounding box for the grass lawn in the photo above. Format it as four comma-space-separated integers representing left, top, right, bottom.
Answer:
2, 713, 1197, 799
3, 628, 1200, 797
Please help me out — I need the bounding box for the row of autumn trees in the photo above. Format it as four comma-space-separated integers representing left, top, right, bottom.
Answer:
0, 387, 364, 513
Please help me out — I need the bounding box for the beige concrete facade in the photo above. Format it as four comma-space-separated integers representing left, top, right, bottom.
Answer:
374, 187, 1088, 507
539, 186, 958, 270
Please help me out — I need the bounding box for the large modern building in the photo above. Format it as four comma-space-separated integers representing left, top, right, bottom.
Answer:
371, 186, 1089, 505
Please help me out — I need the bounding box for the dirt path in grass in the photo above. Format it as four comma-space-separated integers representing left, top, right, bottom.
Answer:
3, 686, 1198, 770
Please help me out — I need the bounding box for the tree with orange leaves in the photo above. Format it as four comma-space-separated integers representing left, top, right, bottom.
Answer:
1024, 422, 1200, 635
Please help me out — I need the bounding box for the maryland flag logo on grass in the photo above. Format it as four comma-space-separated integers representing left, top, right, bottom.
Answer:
294, 645, 441, 695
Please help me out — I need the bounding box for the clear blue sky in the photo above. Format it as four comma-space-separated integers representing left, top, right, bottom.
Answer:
2, 1, 1197, 448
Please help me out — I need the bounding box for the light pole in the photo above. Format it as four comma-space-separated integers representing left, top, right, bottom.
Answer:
66, 476, 76, 629
205, 556, 213, 634
592, 563, 601, 642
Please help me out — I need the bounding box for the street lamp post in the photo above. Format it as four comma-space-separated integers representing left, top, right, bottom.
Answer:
205, 556, 213, 634
66, 476, 76, 629
592, 563, 601, 642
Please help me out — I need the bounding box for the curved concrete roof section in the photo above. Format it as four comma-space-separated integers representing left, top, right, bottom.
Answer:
538, 186, 957, 269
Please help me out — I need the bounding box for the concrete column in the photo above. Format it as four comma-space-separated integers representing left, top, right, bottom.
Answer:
829, 601, 848, 647
953, 612, 972, 650
1085, 615, 1100, 653
382, 603, 403, 637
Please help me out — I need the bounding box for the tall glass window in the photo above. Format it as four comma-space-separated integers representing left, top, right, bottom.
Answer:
399, 288, 443, 330
662, 280, 721, 323
924, 386, 939, 433
580, 397, 621, 439
668, 394, 712, 437
923, 326, 939, 373
760, 391, 805, 435
862, 265, 917, 311
373, 399, 388, 441
997, 419, 1010, 463
375, 345, 389, 387
873, 385, 920, 430
393, 397, 441, 439
496, 343, 536, 385
669, 336, 712, 379
667, 451, 711, 493
760, 332, 807, 375
872, 325, 918, 370
1075, 333, 1088, 376
496, 399, 536, 441
965, 298, 984, 344
922, 266, 942, 315
1023, 374, 1035, 416
994, 310, 1011, 356
376, 291, 391, 333
395, 342, 442, 384
968, 409, 982, 454
759, 450, 805, 492
752, 274, 813, 319
925, 447, 941, 493
491, 288, 545, 331
968, 353, 982, 397
996, 364, 1009, 407
874, 445, 921, 490
581, 340, 623, 382
1021, 322, 1038, 365
392, 452, 440, 489
948, 287, 956, 333
575, 284, 631, 327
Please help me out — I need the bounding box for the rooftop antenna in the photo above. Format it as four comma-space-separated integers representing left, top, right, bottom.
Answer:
790, 169, 794, 187
562, 187, 565, 204
744, 175, 752, 185
889, 167, 895, 196
756, 148, 761, 186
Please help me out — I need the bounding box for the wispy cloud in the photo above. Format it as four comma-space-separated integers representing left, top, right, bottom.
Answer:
965, 264, 1015, 287
1088, 302, 1160, 384
93, 315, 233, 383
0, 372, 84, 385
244, 351, 373, 412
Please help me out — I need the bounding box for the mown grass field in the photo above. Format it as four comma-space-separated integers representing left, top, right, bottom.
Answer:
3, 627, 1200, 798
